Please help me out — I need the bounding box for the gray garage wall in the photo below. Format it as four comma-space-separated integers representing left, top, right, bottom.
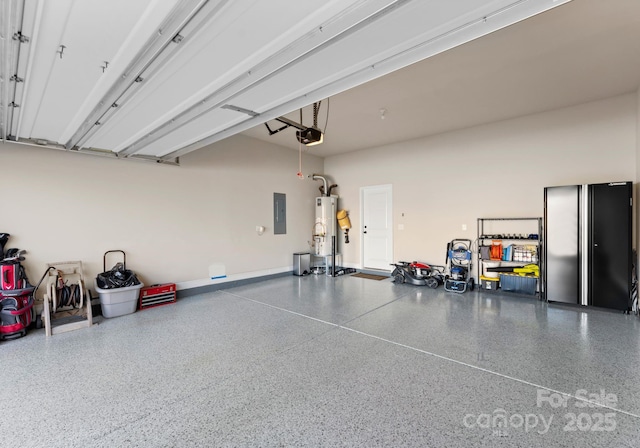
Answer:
0, 134, 323, 291
324, 93, 637, 271
2, 93, 636, 290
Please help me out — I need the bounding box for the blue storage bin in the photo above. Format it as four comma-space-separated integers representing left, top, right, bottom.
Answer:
499, 273, 537, 295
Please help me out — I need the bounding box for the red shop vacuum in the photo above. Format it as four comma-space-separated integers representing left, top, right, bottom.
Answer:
0, 233, 36, 340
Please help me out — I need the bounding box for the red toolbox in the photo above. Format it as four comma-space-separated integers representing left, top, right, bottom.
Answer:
139, 283, 176, 310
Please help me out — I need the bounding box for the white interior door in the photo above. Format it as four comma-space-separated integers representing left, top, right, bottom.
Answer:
361, 185, 393, 270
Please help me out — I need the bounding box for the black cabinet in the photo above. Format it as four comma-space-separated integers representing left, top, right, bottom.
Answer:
544, 182, 632, 311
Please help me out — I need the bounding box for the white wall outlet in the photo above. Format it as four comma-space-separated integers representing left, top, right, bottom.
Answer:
462, 224, 467, 231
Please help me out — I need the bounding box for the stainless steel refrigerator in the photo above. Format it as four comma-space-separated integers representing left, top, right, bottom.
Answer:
543, 182, 632, 311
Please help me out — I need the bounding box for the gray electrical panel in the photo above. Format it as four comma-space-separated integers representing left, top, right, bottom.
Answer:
274, 193, 286, 235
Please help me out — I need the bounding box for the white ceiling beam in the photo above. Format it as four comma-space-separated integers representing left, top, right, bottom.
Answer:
9, 0, 43, 140
0, 0, 24, 141
64, 0, 211, 151
15, 0, 75, 140
161, 0, 572, 160
114, 0, 407, 157
5, 0, 573, 163
79, 0, 269, 153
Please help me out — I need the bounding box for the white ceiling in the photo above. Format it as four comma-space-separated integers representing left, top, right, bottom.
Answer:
244, 0, 640, 157
0, 0, 580, 163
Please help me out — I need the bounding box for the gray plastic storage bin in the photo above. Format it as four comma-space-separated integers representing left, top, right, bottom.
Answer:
95, 283, 144, 318
499, 274, 537, 295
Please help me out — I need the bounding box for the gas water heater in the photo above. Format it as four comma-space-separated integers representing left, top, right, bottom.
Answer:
313, 196, 337, 257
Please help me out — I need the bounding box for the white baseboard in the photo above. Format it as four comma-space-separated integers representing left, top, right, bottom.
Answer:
176, 266, 291, 291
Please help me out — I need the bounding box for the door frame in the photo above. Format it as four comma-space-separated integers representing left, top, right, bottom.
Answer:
360, 184, 393, 270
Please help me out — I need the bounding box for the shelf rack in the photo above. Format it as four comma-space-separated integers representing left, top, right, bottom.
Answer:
476, 217, 543, 296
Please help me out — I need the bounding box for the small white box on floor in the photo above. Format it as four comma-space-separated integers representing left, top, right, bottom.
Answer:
209, 263, 226, 280
95, 283, 144, 318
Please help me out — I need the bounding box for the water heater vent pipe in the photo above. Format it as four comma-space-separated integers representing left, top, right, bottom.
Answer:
310, 174, 329, 196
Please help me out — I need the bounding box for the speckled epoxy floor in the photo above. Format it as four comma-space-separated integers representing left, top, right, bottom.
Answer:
2, 274, 640, 447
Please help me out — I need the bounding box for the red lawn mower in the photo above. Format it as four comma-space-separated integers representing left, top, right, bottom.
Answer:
391, 261, 445, 288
